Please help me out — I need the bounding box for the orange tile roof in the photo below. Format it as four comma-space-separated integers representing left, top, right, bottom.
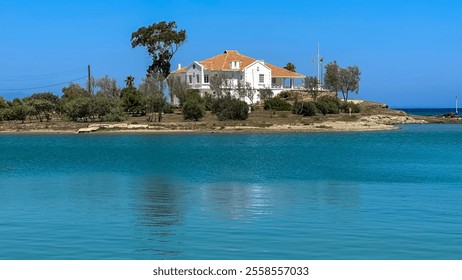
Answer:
172, 50, 304, 78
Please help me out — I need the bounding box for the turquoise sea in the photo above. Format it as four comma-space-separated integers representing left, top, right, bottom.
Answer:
1, 124, 461, 260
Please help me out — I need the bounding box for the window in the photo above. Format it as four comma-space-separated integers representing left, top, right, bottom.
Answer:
259, 74, 264, 83
272, 78, 276, 84
188, 75, 192, 84
196, 74, 200, 83
231, 61, 240, 69
204, 74, 209, 83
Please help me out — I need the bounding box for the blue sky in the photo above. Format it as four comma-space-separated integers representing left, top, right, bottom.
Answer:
1, 0, 461, 107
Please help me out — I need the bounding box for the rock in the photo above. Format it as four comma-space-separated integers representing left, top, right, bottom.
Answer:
77, 127, 100, 133
127, 124, 149, 129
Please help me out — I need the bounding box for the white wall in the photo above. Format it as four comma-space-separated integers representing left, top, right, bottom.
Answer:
185, 62, 203, 88
244, 61, 271, 90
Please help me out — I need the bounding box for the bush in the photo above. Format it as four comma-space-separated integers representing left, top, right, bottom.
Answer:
316, 95, 340, 115
212, 96, 249, 121
163, 103, 174, 114
62, 96, 92, 121
102, 110, 127, 122
177, 89, 201, 108
9, 103, 33, 123
340, 101, 361, 113
293, 101, 317, 116
0, 108, 13, 121
278, 91, 291, 99
259, 88, 274, 101
264, 97, 292, 111
120, 86, 145, 115
182, 92, 205, 121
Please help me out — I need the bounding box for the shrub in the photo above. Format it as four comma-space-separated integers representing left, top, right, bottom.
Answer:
340, 101, 361, 113
15, 105, 31, 122
316, 95, 340, 115
212, 96, 249, 121
62, 96, 92, 121
264, 97, 292, 111
278, 91, 291, 99
163, 103, 174, 114
102, 110, 127, 122
182, 93, 205, 121
259, 88, 274, 101
120, 86, 145, 115
177, 89, 201, 108
293, 101, 317, 116
202, 93, 214, 111
1, 107, 13, 121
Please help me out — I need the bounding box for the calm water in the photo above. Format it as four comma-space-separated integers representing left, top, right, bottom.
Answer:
1, 124, 462, 260
397, 108, 458, 116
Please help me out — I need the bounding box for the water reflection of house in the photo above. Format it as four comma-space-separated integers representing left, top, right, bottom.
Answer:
169, 50, 305, 104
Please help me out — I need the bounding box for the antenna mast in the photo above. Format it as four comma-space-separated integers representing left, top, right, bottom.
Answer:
316, 43, 323, 90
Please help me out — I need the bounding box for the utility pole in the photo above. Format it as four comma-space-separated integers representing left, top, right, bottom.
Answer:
87, 64, 91, 94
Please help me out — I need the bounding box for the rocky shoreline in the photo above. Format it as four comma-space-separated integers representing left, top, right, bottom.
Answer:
2, 100, 460, 134
0, 114, 432, 134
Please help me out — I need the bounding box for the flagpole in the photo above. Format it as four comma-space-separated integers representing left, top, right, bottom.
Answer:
316, 43, 323, 90
456, 96, 458, 114
317, 43, 320, 87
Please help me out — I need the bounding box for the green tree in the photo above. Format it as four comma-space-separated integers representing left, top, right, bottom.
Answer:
316, 95, 340, 115
0, 96, 7, 109
62, 96, 92, 121
211, 96, 249, 121
23, 92, 59, 122
0, 96, 7, 120
125, 76, 135, 88
284, 62, 296, 72
90, 95, 124, 121
25, 99, 54, 122
11, 98, 23, 106
131, 21, 186, 79
264, 97, 292, 111
182, 91, 205, 121
324, 61, 361, 102
62, 83, 89, 100
10, 103, 32, 123
293, 101, 317, 116
120, 86, 144, 115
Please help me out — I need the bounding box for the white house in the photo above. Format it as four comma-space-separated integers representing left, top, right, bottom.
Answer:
169, 50, 305, 104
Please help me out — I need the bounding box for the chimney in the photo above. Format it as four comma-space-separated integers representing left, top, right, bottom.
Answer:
178, 63, 181, 70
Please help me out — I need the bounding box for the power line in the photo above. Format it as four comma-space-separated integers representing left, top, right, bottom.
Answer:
0, 75, 87, 91
0, 66, 87, 79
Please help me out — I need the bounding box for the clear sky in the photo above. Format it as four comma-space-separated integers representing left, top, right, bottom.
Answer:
1, 0, 461, 108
